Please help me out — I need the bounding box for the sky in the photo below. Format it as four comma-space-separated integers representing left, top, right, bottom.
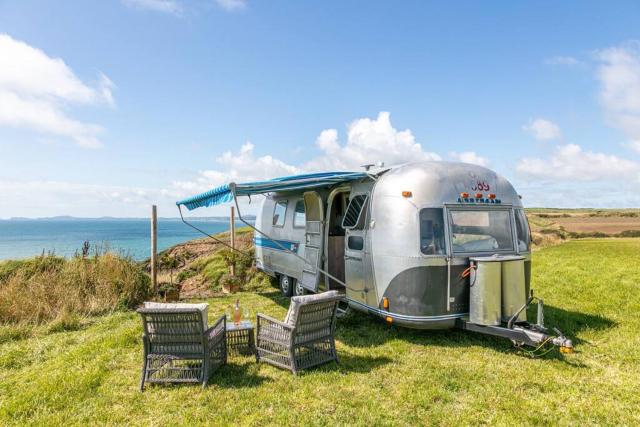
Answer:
1, 0, 640, 218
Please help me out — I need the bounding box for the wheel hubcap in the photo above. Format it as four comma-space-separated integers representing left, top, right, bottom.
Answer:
281, 277, 289, 292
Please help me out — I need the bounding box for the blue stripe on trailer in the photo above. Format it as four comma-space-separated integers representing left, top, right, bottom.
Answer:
254, 237, 300, 253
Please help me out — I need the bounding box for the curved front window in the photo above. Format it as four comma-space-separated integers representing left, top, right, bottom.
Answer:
515, 208, 531, 252
449, 209, 514, 253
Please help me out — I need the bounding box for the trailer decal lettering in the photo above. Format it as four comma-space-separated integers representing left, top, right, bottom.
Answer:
471, 181, 490, 192
457, 197, 501, 204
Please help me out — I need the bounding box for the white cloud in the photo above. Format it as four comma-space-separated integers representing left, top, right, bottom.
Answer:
595, 41, 640, 145
305, 112, 441, 170
523, 118, 562, 141
516, 143, 640, 182
448, 151, 489, 167
0, 34, 113, 148
170, 142, 300, 197
215, 0, 247, 11
627, 140, 640, 154
169, 112, 446, 207
545, 56, 579, 66
122, 0, 183, 14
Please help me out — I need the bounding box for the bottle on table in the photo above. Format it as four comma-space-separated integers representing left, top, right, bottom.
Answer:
233, 299, 241, 326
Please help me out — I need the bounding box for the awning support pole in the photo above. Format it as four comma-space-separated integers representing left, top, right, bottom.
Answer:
178, 205, 251, 257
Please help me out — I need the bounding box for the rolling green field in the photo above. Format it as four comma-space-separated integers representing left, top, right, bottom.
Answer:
1, 239, 639, 425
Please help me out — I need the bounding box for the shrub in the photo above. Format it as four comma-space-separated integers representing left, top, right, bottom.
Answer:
0, 252, 151, 325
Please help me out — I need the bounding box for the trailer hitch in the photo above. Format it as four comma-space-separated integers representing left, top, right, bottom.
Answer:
459, 290, 574, 354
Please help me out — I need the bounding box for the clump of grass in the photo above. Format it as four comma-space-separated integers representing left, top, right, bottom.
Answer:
46, 310, 82, 334
0, 250, 151, 325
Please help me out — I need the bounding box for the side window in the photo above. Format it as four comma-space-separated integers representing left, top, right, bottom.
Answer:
515, 209, 531, 252
342, 194, 368, 229
347, 236, 364, 251
293, 200, 306, 228
420, 208, 446, 255
272, 200, 288, 227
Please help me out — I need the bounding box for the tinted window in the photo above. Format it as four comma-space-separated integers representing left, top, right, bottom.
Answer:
515, 209, 531, 252
420, 208, 446, 255
342, 195, 368, 229
347, 236, 364, 251
449, 210, 514, 253
272, 200, 288, 227
293, 200, 306, 228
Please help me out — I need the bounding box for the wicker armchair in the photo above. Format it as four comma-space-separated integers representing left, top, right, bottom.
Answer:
137, 303, 226, 390
256, 291, 342, 375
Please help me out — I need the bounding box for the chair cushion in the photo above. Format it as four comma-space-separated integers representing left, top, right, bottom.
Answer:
284, 290, 341, 326
143, 302, 209, 330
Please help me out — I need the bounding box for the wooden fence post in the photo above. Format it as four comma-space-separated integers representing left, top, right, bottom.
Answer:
230, 205, 236, 276
151, 205, 158, 294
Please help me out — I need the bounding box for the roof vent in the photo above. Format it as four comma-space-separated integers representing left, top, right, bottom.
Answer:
361, 161, 385, 171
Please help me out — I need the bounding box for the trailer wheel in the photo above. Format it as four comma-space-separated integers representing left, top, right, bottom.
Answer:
279, 275, 293, 297
293, 279, 307, 296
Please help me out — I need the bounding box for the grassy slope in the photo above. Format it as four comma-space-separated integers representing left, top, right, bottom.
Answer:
1, 239, 639, 425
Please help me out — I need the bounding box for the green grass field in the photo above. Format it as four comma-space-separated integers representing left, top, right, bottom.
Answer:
1, 239, 639, 425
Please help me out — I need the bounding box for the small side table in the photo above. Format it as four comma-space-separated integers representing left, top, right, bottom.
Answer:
226, 320, 255, 356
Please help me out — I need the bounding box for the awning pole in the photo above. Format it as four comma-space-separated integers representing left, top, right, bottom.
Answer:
178, 205, 252, 257
231, 191, 355, 291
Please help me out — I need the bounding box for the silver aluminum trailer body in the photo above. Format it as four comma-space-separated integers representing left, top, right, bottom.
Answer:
254, 161, 532, 330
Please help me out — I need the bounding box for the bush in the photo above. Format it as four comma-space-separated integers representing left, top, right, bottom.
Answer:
0, 252, 151, 325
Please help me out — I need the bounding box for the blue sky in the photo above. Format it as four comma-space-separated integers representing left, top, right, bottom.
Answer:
1, 0, 640, 218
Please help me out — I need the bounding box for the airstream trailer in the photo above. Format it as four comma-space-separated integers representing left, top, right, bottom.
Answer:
177, 161, 573, 351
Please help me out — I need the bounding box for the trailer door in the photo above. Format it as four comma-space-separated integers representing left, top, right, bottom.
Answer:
343, 194, 369, 296
300, 191, 324, 292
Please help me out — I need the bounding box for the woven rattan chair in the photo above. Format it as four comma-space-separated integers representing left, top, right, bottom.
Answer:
256, 291, 342, 375
137, 303, 226, 390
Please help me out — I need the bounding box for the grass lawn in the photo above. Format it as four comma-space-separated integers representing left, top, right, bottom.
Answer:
1, 239, 639, 425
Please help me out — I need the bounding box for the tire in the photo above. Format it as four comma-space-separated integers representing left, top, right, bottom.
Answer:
279, 274, 293, 297
293, 278, 307, 296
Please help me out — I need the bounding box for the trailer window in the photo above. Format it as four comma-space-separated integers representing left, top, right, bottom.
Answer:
272, 200, 288, 227
420, 208, 446, 255
293, 200, 306, 228
515, 209, 531, 252
342, 195, 368, 229
348, 235, 364, 251
449, 210, 514, 253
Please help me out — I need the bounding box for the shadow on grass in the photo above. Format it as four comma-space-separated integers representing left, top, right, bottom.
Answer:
336, 353, 393, 374
209, 362, 271, 388
256, 290, 615, 362
538, 304, 616, 345
263, 353, 393, 378
335, 304, 615, 363
259, 290, 291, 310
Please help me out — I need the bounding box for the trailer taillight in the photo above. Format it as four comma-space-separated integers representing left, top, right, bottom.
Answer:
475, 193, 483, 199
402, 191, 412, 198
460, 192, 469, 198
385, 316, 393, 324
487, 193, 496, 199
382, 297, 389, 310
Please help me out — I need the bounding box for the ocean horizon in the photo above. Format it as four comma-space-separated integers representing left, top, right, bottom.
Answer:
0, 218, 247, 261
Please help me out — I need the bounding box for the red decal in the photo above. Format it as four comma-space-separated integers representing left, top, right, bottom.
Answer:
471, 181, 490, 192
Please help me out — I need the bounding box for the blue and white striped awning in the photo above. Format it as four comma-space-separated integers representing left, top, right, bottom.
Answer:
176, 171, 369, 210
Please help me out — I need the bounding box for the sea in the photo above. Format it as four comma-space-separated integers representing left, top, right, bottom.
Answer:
0, 218, 237, 261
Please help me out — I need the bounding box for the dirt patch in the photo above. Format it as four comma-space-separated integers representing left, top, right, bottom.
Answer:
552, 216, 640, 234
